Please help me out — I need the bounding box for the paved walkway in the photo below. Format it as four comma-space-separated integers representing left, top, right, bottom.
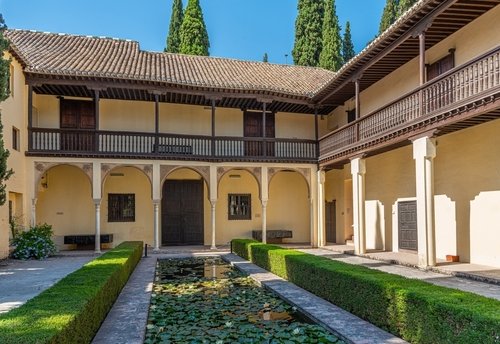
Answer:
0, 255, 96, 313
322, 244, 500, 285
300, 248, 500, 301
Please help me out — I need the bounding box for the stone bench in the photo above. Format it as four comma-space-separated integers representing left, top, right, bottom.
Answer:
252, 230, 292, 244
64, 234, 114, 249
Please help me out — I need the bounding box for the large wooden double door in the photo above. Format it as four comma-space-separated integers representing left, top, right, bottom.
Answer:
162, 180, 204, 246
244, 111, 275, 157
60, 99, 96, 151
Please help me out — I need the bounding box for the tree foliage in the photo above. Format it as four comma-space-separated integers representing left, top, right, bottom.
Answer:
342, 21, 355, 64
262, 53, 268, 63
397, 0, 418, 16
165, 0, 184, 53
319, 0, 342, 71
0, 14, 13, 207
379, 0, 398, 34
292, 0, 324, 67
179, 0, 210, 56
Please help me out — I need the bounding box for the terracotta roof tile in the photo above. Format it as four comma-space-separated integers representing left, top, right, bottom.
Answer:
5, 29, 336, 99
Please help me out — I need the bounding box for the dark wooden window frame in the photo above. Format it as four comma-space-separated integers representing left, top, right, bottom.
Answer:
108, 193, 136, 222
228, 194, 251, 220
426, 49, 455, 82
12, 127, 20, 151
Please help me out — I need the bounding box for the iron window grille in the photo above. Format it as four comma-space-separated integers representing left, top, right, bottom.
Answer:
228, 194, 251, 220
108, 193, 135, 222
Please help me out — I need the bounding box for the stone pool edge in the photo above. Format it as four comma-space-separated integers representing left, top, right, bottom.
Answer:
223, 253, 408, 344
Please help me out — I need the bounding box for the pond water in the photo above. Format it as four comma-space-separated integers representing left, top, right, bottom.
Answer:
144, 257, 343, 344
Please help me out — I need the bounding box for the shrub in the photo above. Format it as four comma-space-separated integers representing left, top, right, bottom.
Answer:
11, 223, 57, 260
232, 239, 500, 344
0, 241, 143, 344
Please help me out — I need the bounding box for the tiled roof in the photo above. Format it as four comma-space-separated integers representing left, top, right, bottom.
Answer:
5, 29, 336, 99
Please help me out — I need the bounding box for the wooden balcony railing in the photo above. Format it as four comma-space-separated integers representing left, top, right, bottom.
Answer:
320, 46, 500, 163
29, 128, 317, 162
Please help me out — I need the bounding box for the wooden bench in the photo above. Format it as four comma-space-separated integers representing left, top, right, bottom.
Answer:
157, 144, 193, 155
252, 230, 292, 244
64, 234, 114, 249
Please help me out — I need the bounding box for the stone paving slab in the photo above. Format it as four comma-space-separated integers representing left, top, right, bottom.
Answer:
301, 248, 500, 301
224, 253, 408, 344
0, 256, 95, 314
92, 257, 157, 344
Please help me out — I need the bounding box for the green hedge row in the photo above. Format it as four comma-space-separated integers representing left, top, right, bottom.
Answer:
0, 241, 143, 344
232, 239, 500, 344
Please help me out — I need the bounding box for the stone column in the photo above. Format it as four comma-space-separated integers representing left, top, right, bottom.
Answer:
351, 157, 366, 255
94, 199, 101, 254
210, 200, 217, 249
153, 200, 161, 251
413, 136, 437, 267
261, 199, 268, 244
316, 169, 326, 247
31, 198, 37, 227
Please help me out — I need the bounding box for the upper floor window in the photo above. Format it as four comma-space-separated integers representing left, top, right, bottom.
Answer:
12, 127, 20, 151
427, 49, 455, 82
347, 109, 356, 123
7, 64, 14, 97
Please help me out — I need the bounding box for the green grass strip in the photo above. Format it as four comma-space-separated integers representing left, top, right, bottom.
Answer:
232, 239, 500, 344
0, 241, 143, 344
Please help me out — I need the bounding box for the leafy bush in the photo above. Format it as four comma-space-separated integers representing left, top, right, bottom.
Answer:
11, 223, 57, 259
0, 241, 143, 344
232, 239, 500, 344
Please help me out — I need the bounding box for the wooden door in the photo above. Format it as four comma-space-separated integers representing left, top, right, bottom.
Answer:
60, 99, 95, 151
162, 180, 204, 245
398, 200, 418, 251
244, 111, 275, 157
325, 201, 336, 243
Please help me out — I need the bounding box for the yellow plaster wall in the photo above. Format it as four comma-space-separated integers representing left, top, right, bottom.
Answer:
275, 112, 315, 140
100, 100, 155, 132
36, 165, 94, 249
102, 166, 154, 246
325, 168, 348, 243
217, 170, 262, 244
34, 95, 59, 128
267, 171, 310, 243
434, 119, 500, 267
0, 56, 29, 257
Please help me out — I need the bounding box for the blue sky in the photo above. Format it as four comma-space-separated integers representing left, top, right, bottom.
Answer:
0, 0, 385, 64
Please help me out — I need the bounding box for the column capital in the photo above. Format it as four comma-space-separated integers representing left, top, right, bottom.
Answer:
350, 157, 366, 175
412, 136, 436, 160
93, 198, 102, 206
210, 199, 217, 206
153, 199, 161, 205
261, 199, 268, 207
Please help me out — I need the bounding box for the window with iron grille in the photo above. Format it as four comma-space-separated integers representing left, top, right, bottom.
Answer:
108, 194, 135, 222
228, 194, 251, 220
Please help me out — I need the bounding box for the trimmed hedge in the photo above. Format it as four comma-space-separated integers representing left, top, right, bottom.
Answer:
232, 239, 500, 344
0, 241, 143, 344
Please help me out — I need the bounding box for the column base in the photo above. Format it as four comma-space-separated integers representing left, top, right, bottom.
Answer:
210, 245, 217, 250
94, 249, 102, 254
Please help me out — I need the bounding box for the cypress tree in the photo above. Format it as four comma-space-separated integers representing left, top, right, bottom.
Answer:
292, 0, 324, 67
262, 53, 269, 63
179, 0, 210, 56
319, 0, 342, 71
165, 0, 184, 53
0, 14, 13, 207
397, 0, 417, 16
342, 21, 355, 64
379, 0, 399, 34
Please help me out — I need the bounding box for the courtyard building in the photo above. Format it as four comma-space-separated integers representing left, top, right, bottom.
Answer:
1, 0, 499, 270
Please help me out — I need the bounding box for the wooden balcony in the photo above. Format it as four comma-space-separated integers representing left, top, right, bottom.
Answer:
320, 46, 500, 167
28, 129, 317, 163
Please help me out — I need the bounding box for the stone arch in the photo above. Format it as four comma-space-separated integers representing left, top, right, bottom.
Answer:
217, 166, 262, 199
101, 164, 153, 195
268, 167, 311, 198
34, 161, 92, 192
160, 165, 210, 198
